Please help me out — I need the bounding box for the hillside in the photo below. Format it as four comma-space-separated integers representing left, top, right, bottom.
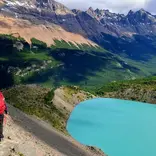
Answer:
1, 114, 64, 156
3, 76, 156, 137
3, 85, 94, 133
0, 34, 144, 89
95, 76, 156, 104
2, 76, 156, 155
0, 0, 155, 89
1, 103, 105, 156
0, 14, 96, 46
3, 85, 105, 156
0, 0, 98, 47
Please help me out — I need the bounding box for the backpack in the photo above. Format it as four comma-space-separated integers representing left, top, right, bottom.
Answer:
0, 92, 5, 115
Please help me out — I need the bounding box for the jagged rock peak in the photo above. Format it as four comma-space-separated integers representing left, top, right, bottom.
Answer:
88, 7, 94, 12
128, 8, 151, 16
136, 8, 151, 16
35, 0, 67, 10
72, 9, 82, 14
127, 10, 134, 15
126, 8, 156, 23
86, 7, 97, 18
138, 8, 146, 13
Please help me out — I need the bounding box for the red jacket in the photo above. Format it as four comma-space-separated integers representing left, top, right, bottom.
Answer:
0, 92, 7, 115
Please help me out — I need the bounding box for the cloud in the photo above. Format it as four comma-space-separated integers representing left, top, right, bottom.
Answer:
57, 0, 155, 14
146, 0, 156, 14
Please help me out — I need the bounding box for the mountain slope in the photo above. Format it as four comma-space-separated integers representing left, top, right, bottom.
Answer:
0, 0, 96, 46
3, 86, 105, 156
1, 113, 64, 156
0, 0, 155, 88
1, 104, 105, 156
1, 0, 156, 45
0, 34, 144, 89
0, 14, 96, 46
75, 8, 156, 76
1, 0, 156, 44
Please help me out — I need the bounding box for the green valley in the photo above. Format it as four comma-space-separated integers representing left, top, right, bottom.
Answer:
0, 34, 145, 90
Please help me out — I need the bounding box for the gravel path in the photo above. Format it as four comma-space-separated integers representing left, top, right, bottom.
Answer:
6, 104, 93, 156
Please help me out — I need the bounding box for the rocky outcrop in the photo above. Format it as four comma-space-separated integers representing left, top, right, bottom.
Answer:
53, 86, 95, 114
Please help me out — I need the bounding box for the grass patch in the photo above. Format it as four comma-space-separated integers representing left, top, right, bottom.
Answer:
3, 85, 68, 134
19, 52, 51, 61
94, 76, 156, 97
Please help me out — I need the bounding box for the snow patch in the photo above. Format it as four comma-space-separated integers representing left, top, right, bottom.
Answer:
5, 0, 35, 9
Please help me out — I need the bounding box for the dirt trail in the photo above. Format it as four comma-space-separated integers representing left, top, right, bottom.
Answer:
0, 112, 66, 156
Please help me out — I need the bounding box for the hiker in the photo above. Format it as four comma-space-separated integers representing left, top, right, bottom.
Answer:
0, 92, 8, 141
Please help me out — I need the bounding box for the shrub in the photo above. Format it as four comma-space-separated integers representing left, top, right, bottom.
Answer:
31, 38, 47, 49
44, 88, 55, 105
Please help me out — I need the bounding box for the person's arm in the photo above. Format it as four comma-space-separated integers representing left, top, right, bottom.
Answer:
3, 97, 8, 114
4, 102, 8, 114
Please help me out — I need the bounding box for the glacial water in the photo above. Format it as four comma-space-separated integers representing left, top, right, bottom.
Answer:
66, 98, 156, 156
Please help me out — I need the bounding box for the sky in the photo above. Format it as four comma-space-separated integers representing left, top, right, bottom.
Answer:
57, 0, 156, 14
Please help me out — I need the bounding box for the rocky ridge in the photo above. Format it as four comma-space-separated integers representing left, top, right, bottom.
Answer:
86, 7, 156, 36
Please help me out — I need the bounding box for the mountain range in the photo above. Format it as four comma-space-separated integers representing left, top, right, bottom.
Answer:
0, 0, 156, 89
1, 0, 156, 42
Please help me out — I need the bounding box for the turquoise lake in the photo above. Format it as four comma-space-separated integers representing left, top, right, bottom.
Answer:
66, 98, 156, 156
